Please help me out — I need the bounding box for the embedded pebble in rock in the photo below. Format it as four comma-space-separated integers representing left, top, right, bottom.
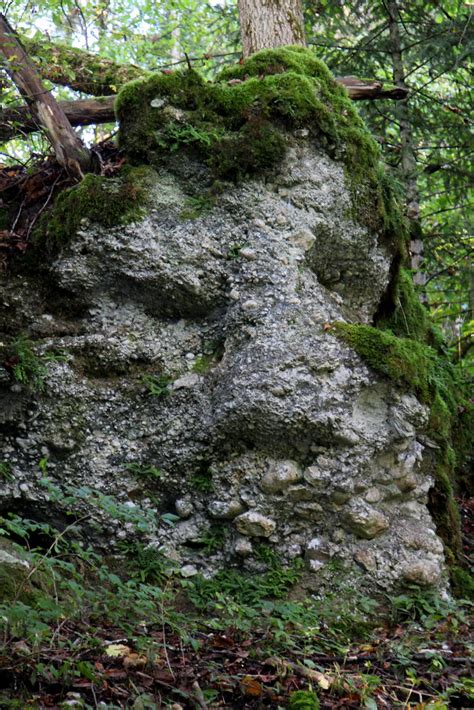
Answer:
175, 498, 194, 519
354, 548, 377, 572
0, 138, 450, 594
305, 538, 330, 563
260, 459, 302, 493
402, 560, 442, 587
234, 512, 276, 538
343, 500, 390, 539
208, 499, 245, 520
235, 537, 253, 556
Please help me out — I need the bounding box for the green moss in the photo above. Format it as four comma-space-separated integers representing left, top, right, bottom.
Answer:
116, 46, 404, 242
451, 567, 474, 601
33, 166, 156, 253
289, 690, 320, 710
377, 268, 444, 347
332, 323, 456, 406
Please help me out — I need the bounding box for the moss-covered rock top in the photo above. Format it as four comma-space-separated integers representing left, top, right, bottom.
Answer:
115, 46, 404, 244
33, 166, 156, 253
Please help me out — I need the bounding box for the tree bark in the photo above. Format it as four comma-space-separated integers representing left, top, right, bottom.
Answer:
386, 0, 426, 289
237, 0, 305, 57
0, 15, 90, 178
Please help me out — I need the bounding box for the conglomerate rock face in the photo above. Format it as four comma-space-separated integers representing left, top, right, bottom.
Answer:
0, 140, 446, 593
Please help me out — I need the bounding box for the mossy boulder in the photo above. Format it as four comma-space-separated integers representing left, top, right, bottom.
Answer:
115, 46, 405, 245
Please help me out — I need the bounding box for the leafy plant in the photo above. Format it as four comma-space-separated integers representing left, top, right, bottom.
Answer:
119, 541, 175, 584
190, 469, 214, 492
0, 462, 13, 481
180, 193, 215, 219
195, 524, 226, 553
289, 689, 320, 709
388, 586, 471, 627
142, 373, 173, 397
5, 336, 66, 392
124, 462, 165, 480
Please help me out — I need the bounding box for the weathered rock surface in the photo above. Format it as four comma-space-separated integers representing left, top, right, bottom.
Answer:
0, 140, 447, 592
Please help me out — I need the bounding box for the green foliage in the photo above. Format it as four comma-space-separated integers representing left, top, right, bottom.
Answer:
195, 524, 226, 553
142, 373, 173, 397
124, 462, 165, 481
377, 268, 445, 348
119, 541, 175, 584
180, 193, 215, 219
0, 462, 13, 481
189, 469, 213, 492
289, 689, 320, 709
34, 166, 156, 252
4, 336, 65, 393
187, 555, 303, 608
451, 567, 474, 602
388, 586, 472, 627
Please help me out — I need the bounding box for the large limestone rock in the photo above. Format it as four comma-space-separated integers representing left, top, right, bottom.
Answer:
0, 139, 446, 593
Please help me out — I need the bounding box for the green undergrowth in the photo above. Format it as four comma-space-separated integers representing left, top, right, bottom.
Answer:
116, 46, 404, 246
33, 165, 156, 253
332, 319, 472, 584
0, 479, 471, 708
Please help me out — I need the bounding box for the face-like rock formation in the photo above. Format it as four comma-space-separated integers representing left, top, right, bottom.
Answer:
0, 141, 447, 593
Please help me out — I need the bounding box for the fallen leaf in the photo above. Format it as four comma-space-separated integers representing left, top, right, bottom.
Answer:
240, 675, 263, 697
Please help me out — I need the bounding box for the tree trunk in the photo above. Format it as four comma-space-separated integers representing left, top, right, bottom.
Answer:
386, 0, 426, 290
0, 14, 90, 178
238, 0, 305, 57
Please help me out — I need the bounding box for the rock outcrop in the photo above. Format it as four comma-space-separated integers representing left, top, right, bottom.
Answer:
1, 48, 458, 594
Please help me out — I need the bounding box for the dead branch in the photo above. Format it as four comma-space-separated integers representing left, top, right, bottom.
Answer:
0, 14, 90, 177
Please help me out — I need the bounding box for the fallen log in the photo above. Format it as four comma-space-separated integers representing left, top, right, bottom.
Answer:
0, 96, 116, 143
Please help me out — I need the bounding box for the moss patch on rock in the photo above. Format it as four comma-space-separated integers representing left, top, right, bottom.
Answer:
332, 320, 472, 583
115, 46, 405, 246
34, 165, 156, 253
332, 323, 456, 406
376, 267, 444, 348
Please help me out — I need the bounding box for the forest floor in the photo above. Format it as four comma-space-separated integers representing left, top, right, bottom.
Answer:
0, 496, 472, 710
0, 586, 472, 709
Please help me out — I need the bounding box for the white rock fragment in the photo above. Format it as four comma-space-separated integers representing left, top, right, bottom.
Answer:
180, 564, 198, 578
